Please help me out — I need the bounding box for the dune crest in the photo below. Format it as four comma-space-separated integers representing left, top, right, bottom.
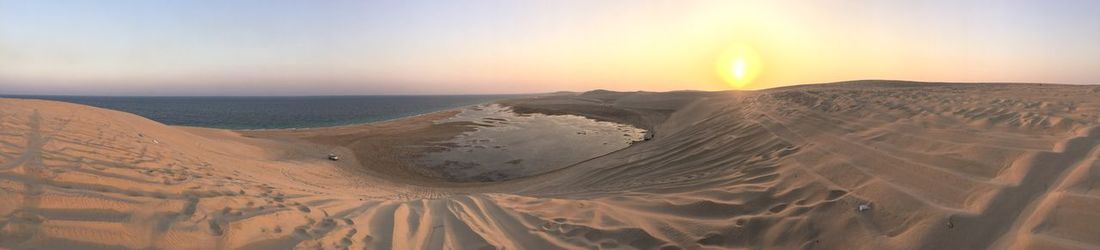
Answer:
3, 81, 1100, 249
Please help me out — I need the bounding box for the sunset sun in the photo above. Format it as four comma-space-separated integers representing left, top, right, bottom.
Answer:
733, 58, 746, 79
716, 43, 762, 89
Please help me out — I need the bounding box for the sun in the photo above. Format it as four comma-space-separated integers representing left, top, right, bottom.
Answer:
716, 43, 763, 89
733, 58, 746, 79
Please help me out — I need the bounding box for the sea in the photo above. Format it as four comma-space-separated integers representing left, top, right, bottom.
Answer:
5, 95, 522, 129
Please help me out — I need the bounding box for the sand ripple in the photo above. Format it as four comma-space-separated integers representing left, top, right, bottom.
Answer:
3, 81, 1100, 249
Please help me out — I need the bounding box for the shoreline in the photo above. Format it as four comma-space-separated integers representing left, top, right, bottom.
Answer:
239, 101, 655, 185
228, 107, 470, 132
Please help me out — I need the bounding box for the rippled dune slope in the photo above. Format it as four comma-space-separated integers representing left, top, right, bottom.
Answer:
3, 81, 1100, 249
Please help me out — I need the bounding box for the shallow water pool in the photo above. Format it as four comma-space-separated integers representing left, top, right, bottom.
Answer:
415, 104, 646, 182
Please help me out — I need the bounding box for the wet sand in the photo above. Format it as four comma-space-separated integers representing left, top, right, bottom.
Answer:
238, 110, 479, 185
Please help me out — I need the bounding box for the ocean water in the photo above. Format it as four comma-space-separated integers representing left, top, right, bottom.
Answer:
7, 95, 521, 129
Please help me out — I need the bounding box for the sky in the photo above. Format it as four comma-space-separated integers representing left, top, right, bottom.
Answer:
1, 0, 1099, 95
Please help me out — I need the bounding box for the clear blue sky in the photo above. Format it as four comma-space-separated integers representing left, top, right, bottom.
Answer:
2, 0, 1098, 95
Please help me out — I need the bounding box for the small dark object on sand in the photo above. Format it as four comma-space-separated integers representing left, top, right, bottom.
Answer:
328, 153, 340, 161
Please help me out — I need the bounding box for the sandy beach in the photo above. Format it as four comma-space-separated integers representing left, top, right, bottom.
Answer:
4, 80, 1100, 249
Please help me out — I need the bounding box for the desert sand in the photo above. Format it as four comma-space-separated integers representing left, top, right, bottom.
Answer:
3, 80, 1100, 249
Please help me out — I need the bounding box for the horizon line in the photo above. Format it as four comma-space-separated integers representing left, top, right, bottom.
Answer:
2, 79, 1097, 97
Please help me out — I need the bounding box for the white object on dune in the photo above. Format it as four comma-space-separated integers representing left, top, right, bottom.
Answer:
857, 204, 872, 212
328, 153, 340, 161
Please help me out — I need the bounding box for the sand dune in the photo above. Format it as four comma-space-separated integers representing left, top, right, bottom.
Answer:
3, 81, 1100, 249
